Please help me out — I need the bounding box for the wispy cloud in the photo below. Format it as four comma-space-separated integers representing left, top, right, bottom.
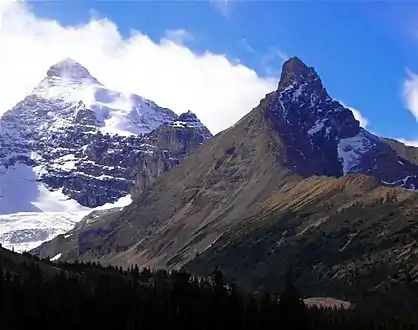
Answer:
211, 0, 233, 18
162, 29, 194, 45
240, 37, 257, 54
261, 48, 290, 76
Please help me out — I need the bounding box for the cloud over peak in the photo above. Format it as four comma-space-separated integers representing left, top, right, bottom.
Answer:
340, 102, 369, 129
0, 1, 275, 134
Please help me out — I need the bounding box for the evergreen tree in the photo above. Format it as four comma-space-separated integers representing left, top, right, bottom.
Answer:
278, 268, 308, 330
0, 252, 417, 330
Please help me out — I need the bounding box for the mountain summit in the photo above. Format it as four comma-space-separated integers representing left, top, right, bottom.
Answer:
265, 57, 418, 186
46, 58, 100, 84
278, 56, 322, 90
171, 110, 212, 139
30, 58, 177, 136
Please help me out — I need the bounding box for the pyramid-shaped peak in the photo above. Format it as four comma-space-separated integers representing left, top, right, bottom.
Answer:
278, 56, 320, 90
46, 57, 100, 83
178, 110, 199, 121
171, 111, 212, 138
54, 57, 82, 66
282, 56, 310, 73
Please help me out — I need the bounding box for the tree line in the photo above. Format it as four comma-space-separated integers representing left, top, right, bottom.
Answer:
0, 255, 417, 330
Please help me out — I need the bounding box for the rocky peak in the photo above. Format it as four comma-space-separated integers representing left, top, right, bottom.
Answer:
265, 57, 361, 177
171, 111, 212, 139
271, 57, 358, 139
178, 110, 199, 122
278, 56, 323, 92
262, 56, 418, 189
45, 57, 101, 85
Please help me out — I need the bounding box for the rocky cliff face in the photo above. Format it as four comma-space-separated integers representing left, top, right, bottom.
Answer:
132, 121, 210, 199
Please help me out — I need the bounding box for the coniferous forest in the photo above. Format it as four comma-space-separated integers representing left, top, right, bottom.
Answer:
1, 251, 418, 330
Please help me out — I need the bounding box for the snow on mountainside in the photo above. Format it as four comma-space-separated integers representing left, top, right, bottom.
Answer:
0, 57, 212, 252
171, 111, 213, 139
0, 57, 211, 207
0, 213, 79, 253
0, 194, 132, 253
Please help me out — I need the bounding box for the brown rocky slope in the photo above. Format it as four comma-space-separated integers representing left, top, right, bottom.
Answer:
184, 174, 418, 304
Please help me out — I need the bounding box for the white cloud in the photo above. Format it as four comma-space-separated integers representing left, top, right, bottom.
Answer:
339, 102, 369, 129
402, 69, 418, 120
392, 70, 418, 148
0, 1, 276, 134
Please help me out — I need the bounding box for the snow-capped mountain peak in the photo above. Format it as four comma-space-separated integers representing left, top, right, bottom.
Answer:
46, 57, 101, 83
171, 110, 212, 138
0, 57, 213, 252
0, 59, 212, 210
34, 58, 102, 101
21, 58, 178, 136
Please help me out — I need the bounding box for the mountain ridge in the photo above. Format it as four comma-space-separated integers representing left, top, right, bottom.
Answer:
32, 57, 418, 304
34, 56, 418, 273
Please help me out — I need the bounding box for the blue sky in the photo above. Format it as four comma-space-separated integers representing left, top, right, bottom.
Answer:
7, 0, 418, 142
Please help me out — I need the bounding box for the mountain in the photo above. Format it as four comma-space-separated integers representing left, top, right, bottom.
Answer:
34, 57, 418, 301
265, 57, 418, 187
0, 58, 212, 252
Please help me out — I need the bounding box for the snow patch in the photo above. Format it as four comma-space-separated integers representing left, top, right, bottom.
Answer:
292, 83, 306, 101
337, 130, 373, 174
51, 253, 62, 261
307, 119, 327, 136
